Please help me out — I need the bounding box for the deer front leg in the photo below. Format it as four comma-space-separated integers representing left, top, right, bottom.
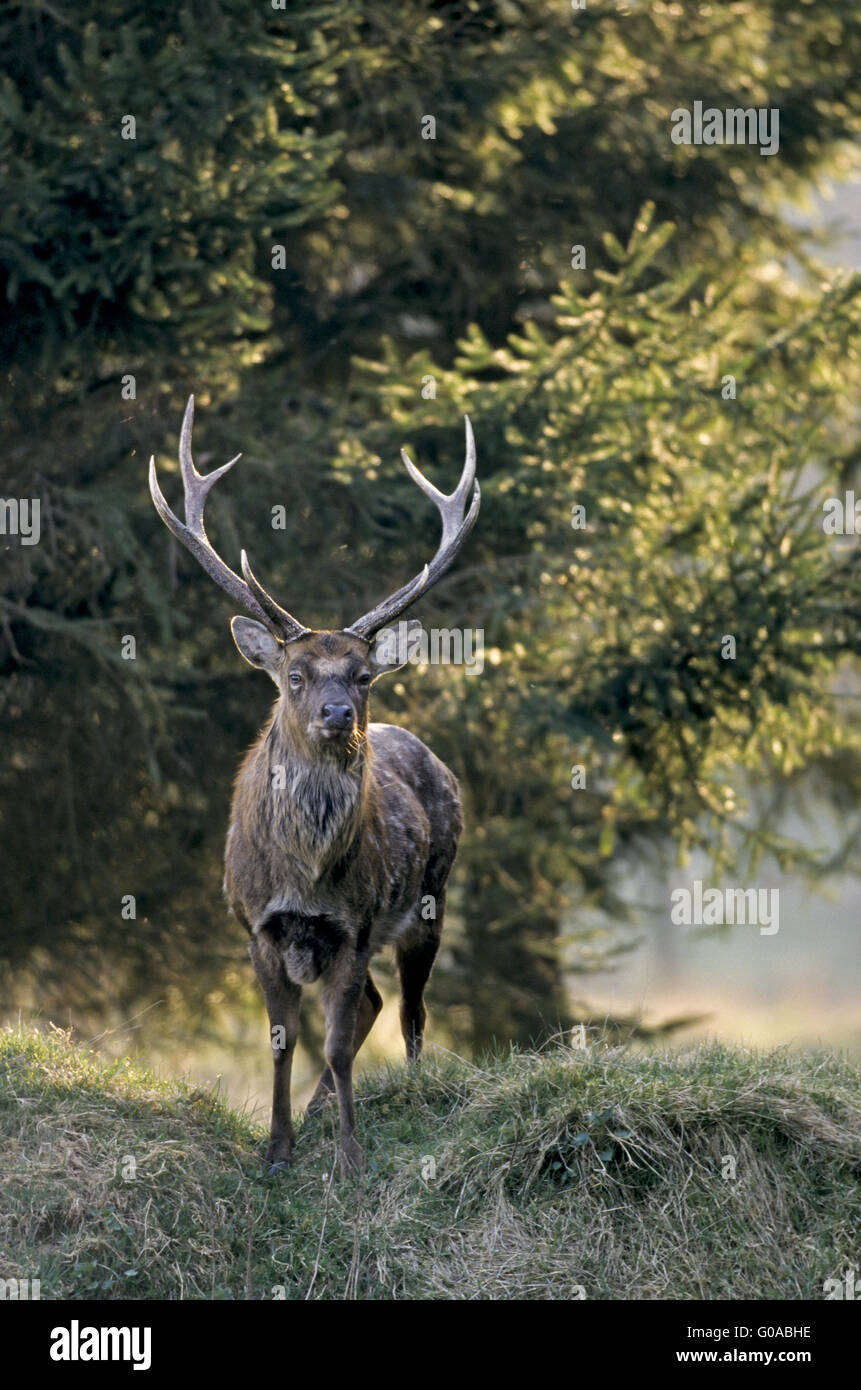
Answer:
250, 935, 301, 1171
321, 952, 370, 1176
307, 970, 383, 1113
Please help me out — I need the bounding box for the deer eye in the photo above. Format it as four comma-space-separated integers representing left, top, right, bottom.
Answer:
288, 672, 303, 690
357, 673, 371, 687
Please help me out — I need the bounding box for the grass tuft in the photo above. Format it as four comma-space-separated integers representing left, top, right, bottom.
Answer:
1, 1026, 858, 1300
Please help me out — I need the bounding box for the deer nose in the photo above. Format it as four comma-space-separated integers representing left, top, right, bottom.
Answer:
321, 702, 354, 730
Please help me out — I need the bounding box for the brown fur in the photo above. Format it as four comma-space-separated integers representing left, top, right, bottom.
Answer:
224, 629, 462, 1175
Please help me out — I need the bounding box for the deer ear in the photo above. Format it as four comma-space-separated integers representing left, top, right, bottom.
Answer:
231, 617, 283, 678
368, 619, 422, 678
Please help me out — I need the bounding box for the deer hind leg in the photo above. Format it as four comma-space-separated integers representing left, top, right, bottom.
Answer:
249, 934, 301, 1171
396, 911, 443, 1064
307, 970, 382, 1114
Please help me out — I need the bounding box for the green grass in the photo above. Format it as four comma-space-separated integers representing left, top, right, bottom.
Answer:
1, 1026, 859, 1300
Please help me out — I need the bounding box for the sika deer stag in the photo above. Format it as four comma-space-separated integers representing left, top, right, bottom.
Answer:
149, 398, 479, 1175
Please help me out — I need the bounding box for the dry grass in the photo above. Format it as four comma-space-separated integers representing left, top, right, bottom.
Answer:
1, 1025, 859, 1299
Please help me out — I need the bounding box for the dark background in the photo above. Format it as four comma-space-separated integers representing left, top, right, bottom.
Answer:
1, 1, 859, 1094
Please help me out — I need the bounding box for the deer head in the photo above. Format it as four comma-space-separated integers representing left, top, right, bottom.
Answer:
149, 397, 480, 756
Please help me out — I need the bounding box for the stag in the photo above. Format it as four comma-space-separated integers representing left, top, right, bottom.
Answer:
149, 398, 479, 1175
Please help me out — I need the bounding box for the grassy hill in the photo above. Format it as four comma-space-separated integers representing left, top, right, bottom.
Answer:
1, 1026, 859, 1300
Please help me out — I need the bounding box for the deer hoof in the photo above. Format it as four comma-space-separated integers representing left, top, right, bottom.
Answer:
267, 1159, 291, 1176
265, 1141, 293, 1171
339, 1138, 364, 1177
305, 1091, 333, 1117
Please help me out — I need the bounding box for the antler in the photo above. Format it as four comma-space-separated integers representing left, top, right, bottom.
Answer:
346, 417, 480, 640
149, 396, 309, 642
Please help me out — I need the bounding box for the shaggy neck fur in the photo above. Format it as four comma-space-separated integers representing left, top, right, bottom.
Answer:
262, 718, 370, 881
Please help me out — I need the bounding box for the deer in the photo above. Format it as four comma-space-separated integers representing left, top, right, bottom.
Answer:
149, 397, 479, 1176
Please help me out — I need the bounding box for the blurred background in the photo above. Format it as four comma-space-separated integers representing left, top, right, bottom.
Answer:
1, 1, 859, 1117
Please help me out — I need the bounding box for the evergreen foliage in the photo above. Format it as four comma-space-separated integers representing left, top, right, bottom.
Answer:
1, 1, 859, 1049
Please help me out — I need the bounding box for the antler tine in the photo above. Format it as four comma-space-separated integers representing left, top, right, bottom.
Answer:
400, 415, 477, 548
240, 549, 307, 637
346, 417, 480, 641
149, 396, 309, 642
176, 395, 241, 533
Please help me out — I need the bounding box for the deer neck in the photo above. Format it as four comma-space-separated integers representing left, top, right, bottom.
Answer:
263, 722, 370, 881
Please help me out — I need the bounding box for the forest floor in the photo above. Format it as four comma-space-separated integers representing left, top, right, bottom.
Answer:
1, 1026, 859, 1300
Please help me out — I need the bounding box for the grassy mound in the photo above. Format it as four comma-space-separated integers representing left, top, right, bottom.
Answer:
1, 1026, 859, 1300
